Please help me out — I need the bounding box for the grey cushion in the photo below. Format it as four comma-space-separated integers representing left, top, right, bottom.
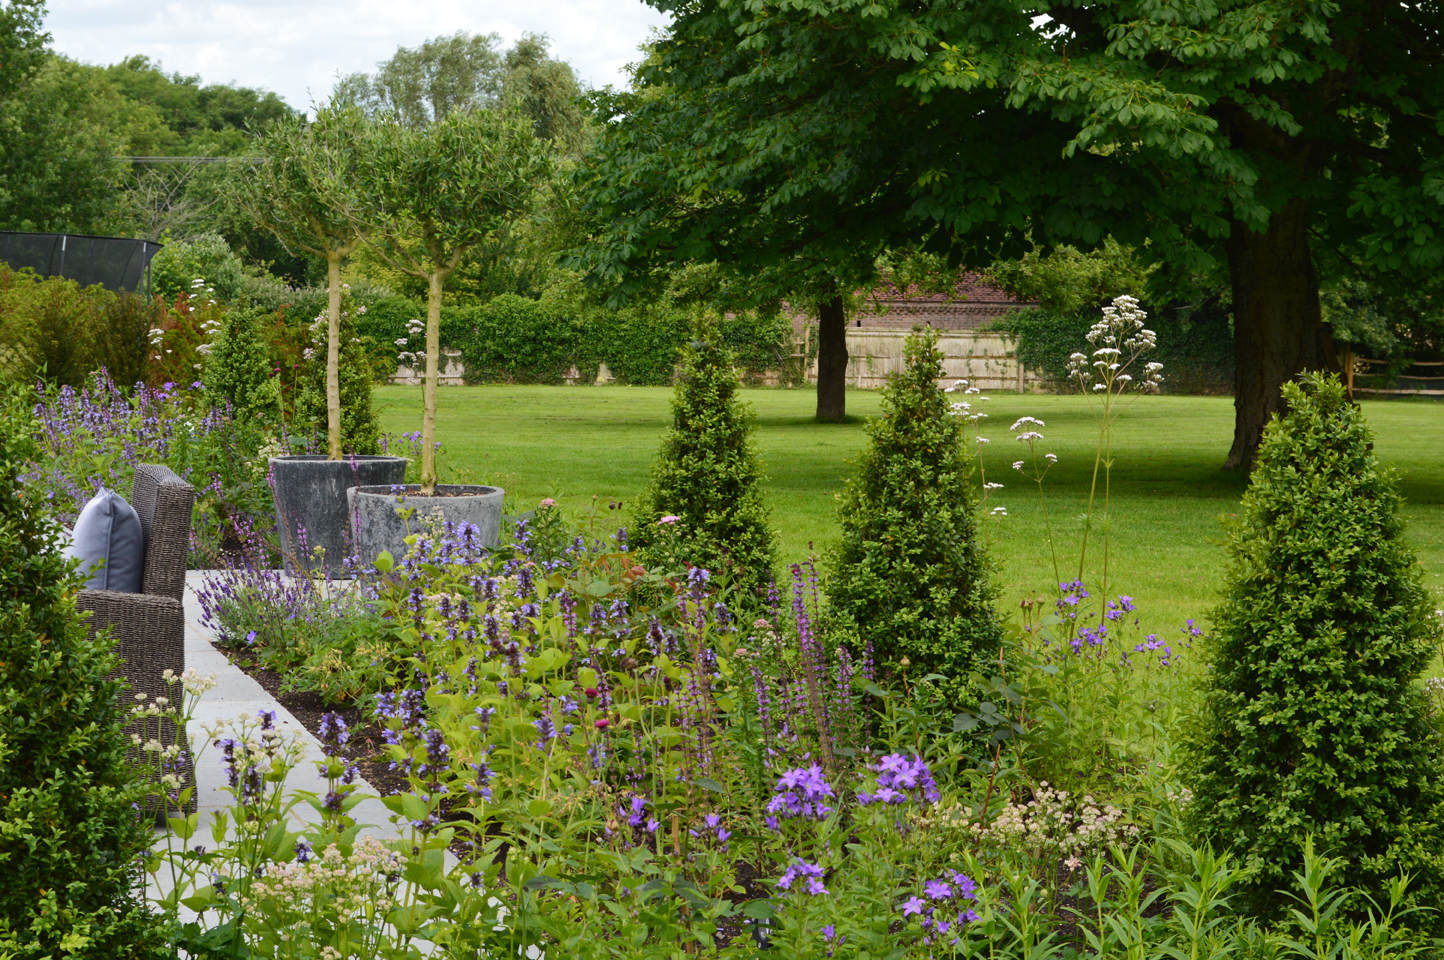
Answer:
66, 488, 145, 592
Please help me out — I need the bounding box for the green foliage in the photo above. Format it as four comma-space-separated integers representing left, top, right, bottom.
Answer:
1322, 276, 1444, 362
455, 294, 589, 384
295, 295, 381, 455
0, 54, 123, 233
148, 232, 253, 304
1184, 373, 1444, 927
827, 328, 1001, 706
590, 305, 692, 385
0, 0, 46, 102
0, 385, 168, 958
631, 317, 776, 586
0, 265, 165, 388
100, 54, 293, 156
203, 305, 276, 420
989, 240, 1152, 316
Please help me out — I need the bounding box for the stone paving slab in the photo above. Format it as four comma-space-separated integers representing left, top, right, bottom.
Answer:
174, 571, 401, 834
148, 571, 459, 948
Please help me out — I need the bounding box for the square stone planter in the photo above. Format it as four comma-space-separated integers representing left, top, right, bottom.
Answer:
269, 455, 408, 577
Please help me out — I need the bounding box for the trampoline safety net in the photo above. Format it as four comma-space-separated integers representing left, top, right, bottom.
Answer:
0, 232, 162, 295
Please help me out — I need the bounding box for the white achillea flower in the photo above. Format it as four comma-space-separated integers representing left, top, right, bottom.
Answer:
983, 482, 1003, 490
1013, 461, 1025, 471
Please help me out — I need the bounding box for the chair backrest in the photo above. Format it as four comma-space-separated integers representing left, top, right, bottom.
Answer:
131, 463, 194, 601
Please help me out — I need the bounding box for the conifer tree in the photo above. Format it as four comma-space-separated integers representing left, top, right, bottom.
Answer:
1185, 373, 1444, 926
203, 305, 275, 422
827, 328, 1000, 706
296, 294, 381, 455
632, 315, 776, 589
0, 385, 167, 958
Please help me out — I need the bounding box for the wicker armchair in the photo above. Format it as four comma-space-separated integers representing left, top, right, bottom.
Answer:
76, 463, 196, 817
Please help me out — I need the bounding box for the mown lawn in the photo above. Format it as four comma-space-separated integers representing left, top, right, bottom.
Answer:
375, 384, 1444, 636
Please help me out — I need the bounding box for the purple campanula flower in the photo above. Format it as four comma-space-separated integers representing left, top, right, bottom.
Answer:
777, 859, 828, 895
766, 763, 835, 820
859, 753, 940, 805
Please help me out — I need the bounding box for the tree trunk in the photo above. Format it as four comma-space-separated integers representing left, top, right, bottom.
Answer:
1224, 198, 1337, 469
420, 271, 443, 495
324, 254, 343, 460
815, 295, 848, 422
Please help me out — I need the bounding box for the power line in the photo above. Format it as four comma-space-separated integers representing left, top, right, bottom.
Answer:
116, 156, 263, 163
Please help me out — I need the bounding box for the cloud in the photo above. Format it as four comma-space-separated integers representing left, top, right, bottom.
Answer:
45, 0, 670, 109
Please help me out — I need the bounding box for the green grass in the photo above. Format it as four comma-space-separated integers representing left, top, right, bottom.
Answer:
375, 385, 1444, 636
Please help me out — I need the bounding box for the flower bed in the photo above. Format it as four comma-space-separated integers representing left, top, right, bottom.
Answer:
154, 503, 1424, 959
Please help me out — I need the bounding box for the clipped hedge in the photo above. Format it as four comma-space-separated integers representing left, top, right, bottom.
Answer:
351, 292, 791, 387
995, 302, 1234, 394
455, 295, 593, 384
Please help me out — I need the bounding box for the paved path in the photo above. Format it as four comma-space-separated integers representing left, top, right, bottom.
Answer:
149, 573, 408, 916
177, 570, 400, 839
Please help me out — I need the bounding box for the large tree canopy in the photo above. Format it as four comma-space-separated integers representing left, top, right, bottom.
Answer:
578, 0, 1444, 462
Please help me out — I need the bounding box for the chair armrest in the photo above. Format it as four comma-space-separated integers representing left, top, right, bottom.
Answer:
77, 589, 185, 701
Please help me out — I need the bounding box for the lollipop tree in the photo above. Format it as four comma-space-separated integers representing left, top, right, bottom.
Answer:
342, 108, 550, 563
234, 105, 406, 574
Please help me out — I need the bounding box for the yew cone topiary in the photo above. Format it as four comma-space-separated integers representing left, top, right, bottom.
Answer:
0, 386, 167, 958
1185, 373, 1444, 926
631, 315, 776, 589
203, 305, 275, 422
296, 294, 382, 455
826, 328, 1000, 706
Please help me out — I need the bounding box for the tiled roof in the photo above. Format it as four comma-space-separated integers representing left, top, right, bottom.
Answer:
867, 271, 1031, 306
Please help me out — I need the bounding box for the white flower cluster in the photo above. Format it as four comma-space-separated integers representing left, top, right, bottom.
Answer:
1067, 294, 1163, 395
189, 278, 222, 372
396, 318, 426, 366
240, 836, 400, 930
945, 379, 991, 425
974, 782, 1138, 870
190, 277, 217, 308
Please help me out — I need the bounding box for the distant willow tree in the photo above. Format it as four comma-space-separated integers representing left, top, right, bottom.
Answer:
333, 31, 584, 149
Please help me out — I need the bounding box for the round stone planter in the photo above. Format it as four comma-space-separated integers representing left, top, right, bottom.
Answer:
347, 484, 505, 568
269, 455, 408, 577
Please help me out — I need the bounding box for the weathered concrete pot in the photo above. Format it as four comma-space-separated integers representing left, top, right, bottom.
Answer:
347, 484, 505, 567
269, 455, 408, 577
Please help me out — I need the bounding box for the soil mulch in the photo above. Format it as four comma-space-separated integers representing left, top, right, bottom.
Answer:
223, 648, 409, 798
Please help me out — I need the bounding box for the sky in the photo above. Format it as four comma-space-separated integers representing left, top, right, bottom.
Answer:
43, 0, 672, 110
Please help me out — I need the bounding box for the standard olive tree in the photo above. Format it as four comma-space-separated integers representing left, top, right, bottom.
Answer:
346, 110, 550, 492
233, 105, 366, 460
